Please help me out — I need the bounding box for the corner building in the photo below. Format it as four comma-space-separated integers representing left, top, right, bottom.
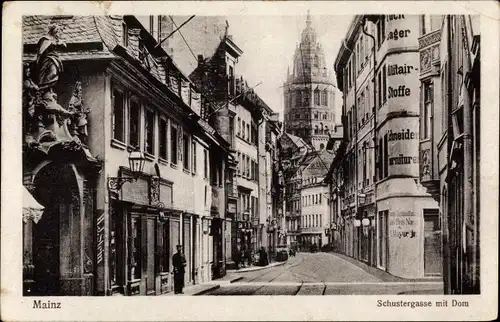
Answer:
334, 15, 440, 279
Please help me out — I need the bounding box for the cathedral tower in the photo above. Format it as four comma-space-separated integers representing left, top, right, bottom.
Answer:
283, 11, 337, 151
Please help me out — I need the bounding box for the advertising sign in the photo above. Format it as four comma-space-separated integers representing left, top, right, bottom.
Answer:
386, 117, 420, 177
385, 53, 420, 114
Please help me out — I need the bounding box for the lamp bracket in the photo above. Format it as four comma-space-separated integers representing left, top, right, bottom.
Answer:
107, 176, 135, 194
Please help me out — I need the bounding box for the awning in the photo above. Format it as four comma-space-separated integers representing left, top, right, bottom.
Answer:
23, 186, 44, 224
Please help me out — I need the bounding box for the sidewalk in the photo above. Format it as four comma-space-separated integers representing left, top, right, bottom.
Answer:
326, 252, 444, 283
162, 275, 243, 296
226, 260, 287, 274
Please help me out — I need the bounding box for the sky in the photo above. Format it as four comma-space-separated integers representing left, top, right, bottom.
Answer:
227, 14, 352, 123
168, 14, 353, 124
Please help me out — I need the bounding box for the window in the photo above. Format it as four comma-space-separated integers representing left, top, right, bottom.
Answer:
112, 88, 125, 142
321, 90, 328, 105
383, 133, 388, 178
242, 121, 246, 139
237, 117, 241, 136
145, 108, 155, 155
203, 149, 208, 179
377, 71, 382, 108
314, 89, 320, 105
129, 216, 141, 280
313, 55, 319, 68
183, 133, 190, 170
192, 141, 197, 174
382, 65, 387, 103
229, 65, 235, 95
377, 138, 383, 181
360, 36, 364, 68
423, 82, 433, 139
159, 117, 167, 160
246, 124, 250, 141
129, 97, 141, 149
377, 16, 386, 47
296, 90, 303, 106
171, 125, 178, 164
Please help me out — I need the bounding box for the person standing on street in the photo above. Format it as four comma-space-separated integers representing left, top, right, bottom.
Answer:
172, 245, 187, 294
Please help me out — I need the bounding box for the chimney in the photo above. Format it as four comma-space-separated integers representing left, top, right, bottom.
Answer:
197, 54, 204, 66
159, 15, 174, 56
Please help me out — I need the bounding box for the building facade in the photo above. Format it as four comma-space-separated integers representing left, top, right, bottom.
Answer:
333, 15, 440, 279
417, 15, 480, 294
188, 27, 281, 263
283, 12, 338, 151
22, 15, 231, 296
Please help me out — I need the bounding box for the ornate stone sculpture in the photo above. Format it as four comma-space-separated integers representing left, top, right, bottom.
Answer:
68, 81, 90, 144
23, 24, 92, 151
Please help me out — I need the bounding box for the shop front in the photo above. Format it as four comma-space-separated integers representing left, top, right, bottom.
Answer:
106, 167, 189, 295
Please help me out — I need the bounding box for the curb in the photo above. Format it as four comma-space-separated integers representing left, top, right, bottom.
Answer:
228, 261, 287, 274
230, 276, 244, 283
193, 284, 220, 296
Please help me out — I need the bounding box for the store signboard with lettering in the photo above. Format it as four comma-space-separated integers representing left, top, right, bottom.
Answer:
386, 53, 420, 114
385, 15, 419, 48
387, 118, 419, 177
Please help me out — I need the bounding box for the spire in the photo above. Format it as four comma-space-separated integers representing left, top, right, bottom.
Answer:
306, 10, 311, 27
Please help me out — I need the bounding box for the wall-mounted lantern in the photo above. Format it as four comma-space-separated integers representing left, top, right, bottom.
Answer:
354, 219, 361, 227
107, 150, 146, 193
202, 218, 210, 234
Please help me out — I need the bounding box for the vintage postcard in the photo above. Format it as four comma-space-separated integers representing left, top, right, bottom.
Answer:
1, 1, 498, 321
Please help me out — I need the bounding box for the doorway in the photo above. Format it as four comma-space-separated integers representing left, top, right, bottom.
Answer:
424, 209, 442, 276
32, 163, 80, 296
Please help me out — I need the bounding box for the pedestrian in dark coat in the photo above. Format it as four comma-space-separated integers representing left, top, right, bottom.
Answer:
172, 245, 187, 294
258, 247, 269, 266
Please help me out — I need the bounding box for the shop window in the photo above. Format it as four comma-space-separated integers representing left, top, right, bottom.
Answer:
170, 125, 178, 165
183, 133, 190, 170
129, 216, 142, 281
112, 88, 125, 142
129, 97, 141, 149
159, 117, 168, 160
145, 108, 155, 155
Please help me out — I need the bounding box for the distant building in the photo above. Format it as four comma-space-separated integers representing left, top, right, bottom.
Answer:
283, 12, 339, 151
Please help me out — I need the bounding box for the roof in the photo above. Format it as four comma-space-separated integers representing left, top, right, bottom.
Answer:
285, 133, 308, 149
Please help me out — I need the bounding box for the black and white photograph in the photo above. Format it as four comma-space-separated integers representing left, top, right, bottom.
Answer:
2, 1, 498, 321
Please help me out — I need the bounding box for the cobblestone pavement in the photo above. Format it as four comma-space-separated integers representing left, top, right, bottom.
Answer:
203, 253, 444, 295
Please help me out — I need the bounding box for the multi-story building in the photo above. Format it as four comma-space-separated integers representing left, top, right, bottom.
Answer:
299, 151, 335, 248
417, 15, 480, 294
22, 15, 231, 296
188, 26, 281, 263
280, 133, 309, 249
283, 12, 338, 151
332, 15, 441, 279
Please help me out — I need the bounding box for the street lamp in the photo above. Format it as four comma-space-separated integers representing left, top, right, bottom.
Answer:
107, 150, 146, 194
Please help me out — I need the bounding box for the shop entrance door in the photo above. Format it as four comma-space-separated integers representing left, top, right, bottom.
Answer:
424, 210, 442, 276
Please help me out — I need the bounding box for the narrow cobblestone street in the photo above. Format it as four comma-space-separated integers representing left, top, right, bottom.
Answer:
203, 253, 443, 295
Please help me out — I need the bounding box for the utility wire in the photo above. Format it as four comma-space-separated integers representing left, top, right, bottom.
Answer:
155, 15, 196, 49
